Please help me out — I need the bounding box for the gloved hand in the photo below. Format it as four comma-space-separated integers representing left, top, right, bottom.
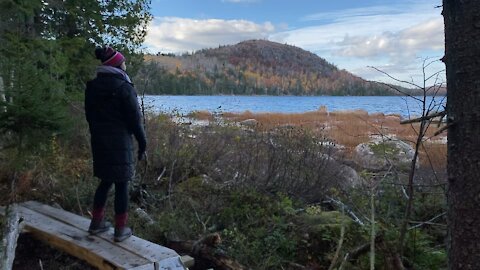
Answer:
138, 150, 146, 161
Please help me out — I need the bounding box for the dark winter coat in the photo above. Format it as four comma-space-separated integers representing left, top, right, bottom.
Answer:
85, 72, 146, 182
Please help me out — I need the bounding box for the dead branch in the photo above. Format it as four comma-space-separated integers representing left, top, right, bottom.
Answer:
167, 233, 246, 270
324, 196, 365, 226
189, 199, 210, 234
287, 261, 306, 269
340, 235, 384, 264
328, 207, 346, 270
1, 204, 25, 270
156, 166, 167, 182
368, 66, 423, 100
409, 212, 446, 230
433, 122, 452, 136
400, 110, 446, 125
168, 160, 176, 210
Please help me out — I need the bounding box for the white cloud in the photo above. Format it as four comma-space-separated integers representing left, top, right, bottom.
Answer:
144, 0, 445, 85
335, 17, 444, 58
269, 0, 445, 84
145, 17, 275, 53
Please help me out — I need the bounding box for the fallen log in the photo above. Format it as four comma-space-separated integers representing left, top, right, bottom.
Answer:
1, 205, 25, 270
167, 233, 246, 270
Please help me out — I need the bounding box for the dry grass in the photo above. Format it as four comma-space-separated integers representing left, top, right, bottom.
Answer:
419, 142, 447, 171
187, 110, 215, 121
192, 108, 448, 169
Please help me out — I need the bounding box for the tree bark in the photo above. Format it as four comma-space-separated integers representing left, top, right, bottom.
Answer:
443, 1, 480, 269
166, 233, 246, 270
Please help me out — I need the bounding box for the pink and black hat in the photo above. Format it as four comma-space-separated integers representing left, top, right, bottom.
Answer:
95, 46, 126, 67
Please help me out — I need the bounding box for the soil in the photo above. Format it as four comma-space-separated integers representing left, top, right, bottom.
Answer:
13, 233, 95, 270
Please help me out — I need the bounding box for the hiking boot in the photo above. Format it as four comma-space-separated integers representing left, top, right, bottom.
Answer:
114, 226, 132, 242
88, 219, 112, 235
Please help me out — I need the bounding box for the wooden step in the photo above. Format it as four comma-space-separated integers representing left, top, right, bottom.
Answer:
1, 201, 189, 270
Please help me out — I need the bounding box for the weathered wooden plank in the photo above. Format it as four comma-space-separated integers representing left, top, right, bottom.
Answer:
156, 256, 188, 270
21, 201, 90, 230
128, 264, 156, 270
180, 255, 195, 268
21, 201, 181, 264
0, 204, 25, 270
16, 206, 153, 270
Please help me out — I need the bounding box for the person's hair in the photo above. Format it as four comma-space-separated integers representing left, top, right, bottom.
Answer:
95, 47, 107, 61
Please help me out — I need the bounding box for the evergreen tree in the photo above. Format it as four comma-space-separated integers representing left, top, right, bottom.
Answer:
0, 1, 68, 149
0, 0, 152, 149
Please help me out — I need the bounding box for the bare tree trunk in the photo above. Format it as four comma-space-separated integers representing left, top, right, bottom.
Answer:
443, 1, 480, 269
0, 76, 5, 112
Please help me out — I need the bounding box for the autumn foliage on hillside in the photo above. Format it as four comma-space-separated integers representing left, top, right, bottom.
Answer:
136, 40, 400, 96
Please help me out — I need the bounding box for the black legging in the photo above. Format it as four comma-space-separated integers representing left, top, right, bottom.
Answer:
93, 180, 129, 214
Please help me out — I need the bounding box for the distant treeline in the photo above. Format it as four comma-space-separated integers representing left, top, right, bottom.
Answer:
135, 61, 395, 96
135, 40, 425, 96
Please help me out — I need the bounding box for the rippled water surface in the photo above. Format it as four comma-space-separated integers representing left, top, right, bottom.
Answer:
143, 95, 446, 118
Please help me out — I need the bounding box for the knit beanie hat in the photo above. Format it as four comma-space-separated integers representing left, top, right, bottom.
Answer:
95, 46, 125, 67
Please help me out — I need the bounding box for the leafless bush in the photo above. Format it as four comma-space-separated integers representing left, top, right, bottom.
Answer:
143, 116, 349, 203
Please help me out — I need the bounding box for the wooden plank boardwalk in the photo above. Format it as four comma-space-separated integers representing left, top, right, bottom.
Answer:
1, 201, 189, 270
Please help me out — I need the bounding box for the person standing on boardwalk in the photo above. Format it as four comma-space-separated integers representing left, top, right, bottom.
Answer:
84, 46, 147, 242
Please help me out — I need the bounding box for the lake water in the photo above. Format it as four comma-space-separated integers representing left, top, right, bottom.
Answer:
143, 95, 446, 118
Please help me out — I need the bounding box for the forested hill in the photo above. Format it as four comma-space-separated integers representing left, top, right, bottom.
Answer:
135, 39, 399, 96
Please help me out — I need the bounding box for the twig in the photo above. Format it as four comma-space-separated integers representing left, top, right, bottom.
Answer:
339, 235, 384, 268
401, 186, 409, 200
368, 66, 423, 101
328, 206, 346, 270
408, 212, 446, 230
371, 59, 445, 268
189, 199, 210, 234
383, 181, 446, 187
287, 262, 306, 269
75, 185, 83, 216
398, 95, 429, 258
324, 196, 365, 226
433, 123, 452, 136
338, 253, 349, 270
168, 160, 176, 210
156, 167, 167, 182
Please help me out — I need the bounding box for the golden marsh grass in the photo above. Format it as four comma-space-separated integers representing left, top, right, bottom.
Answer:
192, 108, 448, 169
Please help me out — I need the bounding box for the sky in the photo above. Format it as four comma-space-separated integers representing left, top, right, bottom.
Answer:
146, 0, 445, 86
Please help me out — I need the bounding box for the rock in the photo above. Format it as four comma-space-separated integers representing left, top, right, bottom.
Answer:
318, 155, 362, 189
239, 118, 258, 127
338, 165, 362, 187
354, 138, 417, 171
134, 208, 154, 225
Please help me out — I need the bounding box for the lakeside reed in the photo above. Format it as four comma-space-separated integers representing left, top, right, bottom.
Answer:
189, 107, 447, 169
